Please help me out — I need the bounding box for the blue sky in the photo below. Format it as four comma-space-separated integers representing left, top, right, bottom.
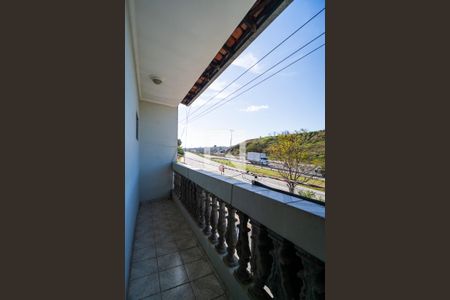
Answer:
178, 0, 325, 148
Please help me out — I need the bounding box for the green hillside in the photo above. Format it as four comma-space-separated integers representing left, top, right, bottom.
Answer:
227, 130, 325, 169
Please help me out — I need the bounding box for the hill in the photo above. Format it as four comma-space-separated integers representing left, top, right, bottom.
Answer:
227, 130, 325, 168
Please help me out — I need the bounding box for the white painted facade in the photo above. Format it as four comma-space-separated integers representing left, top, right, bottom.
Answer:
124, 0, 284, 292
138, 101, 178, 202
125, 4, 140, 290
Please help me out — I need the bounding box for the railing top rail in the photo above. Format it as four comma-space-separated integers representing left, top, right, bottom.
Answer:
173, 162, 325, 261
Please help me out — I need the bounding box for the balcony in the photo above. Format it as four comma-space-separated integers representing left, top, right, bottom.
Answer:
127, 163, 324, 299
128, 199, 227, 300
124, 0, 324, 298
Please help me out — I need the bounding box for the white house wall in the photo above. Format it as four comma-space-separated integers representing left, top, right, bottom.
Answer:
139, 101, 177, 202
125, 4, 140, 292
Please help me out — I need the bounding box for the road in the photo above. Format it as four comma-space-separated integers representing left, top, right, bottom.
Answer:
202, 154, 325, 181
183, 152, 325, 200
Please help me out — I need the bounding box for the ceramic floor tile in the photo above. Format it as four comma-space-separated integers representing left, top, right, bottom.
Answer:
173, 230, 195, 240
191, 274, 224, 300
156, 223, 175, 230
135, 231, 155, 241
142, 293, 162, 300
136, 220, 153, 229
128, 273, 160, 300
211, 295, 228, 300
156, 241, 178, 257
130, 258, 158, 279
161, 283, 195, 300
176, 237, 197, 250
159, 265, 189, 291
134, 236, 156, 250
180, 247, 204, 264
184, 258, 213, 281
154, 234, 175, 244
133, 246, 157, 262
130, 199, 228, 300
135, 230, 154, 240
157, 252, 183, 271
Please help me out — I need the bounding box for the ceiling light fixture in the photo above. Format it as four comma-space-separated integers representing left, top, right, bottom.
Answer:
149, 75, 162, 85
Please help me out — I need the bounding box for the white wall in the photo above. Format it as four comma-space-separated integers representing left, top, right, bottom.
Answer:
139, 101, 178, 202
125, 3, 140, 292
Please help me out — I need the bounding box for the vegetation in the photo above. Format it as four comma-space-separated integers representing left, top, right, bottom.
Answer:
298, 189, 324, 202
211, 157, 325, 190
211, 155, 325, 199
211, 158, 236, 168
177, 139, 184, 156
245, 165, 324, 188
267, 130, 319, 193
298, 190, 316, 199
227, 130, 325, 174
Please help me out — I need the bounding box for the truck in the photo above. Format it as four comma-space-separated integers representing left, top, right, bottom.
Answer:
247, 152, 269, 165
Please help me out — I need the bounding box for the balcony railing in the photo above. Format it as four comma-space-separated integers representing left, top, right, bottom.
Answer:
172, 162, 325, 300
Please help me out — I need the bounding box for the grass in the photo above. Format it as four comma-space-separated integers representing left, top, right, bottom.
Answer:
246, 165, 325, 189
211, 157, 325, 191
298, 190, 325, 202
211, 158, 236, 168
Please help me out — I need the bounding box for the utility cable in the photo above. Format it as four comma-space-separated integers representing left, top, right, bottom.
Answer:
186, 7, 326, 117
189, 43, 325, 123
188, 32, 325, 121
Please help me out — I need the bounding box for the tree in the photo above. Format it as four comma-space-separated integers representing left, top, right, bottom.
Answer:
268, 130, 316, 193
177, 139, 184, 156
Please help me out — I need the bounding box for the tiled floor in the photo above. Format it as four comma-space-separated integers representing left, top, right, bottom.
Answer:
128, 199, 229, 300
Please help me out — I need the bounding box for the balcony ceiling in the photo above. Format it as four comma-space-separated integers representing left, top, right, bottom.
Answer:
128, 0, 256, 107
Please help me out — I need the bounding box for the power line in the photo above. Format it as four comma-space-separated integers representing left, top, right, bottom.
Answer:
178, 105, 192, 163
178, 105, 191, 141
173, 106, 191, 163
178, 111, 188, 141
186, 7, 325, 118
188, 32, 325, 121
188, 42, 325, 123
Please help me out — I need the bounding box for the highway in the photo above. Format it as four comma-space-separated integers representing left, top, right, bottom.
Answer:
182, 152, 325, 201
201, 153, 325, 181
